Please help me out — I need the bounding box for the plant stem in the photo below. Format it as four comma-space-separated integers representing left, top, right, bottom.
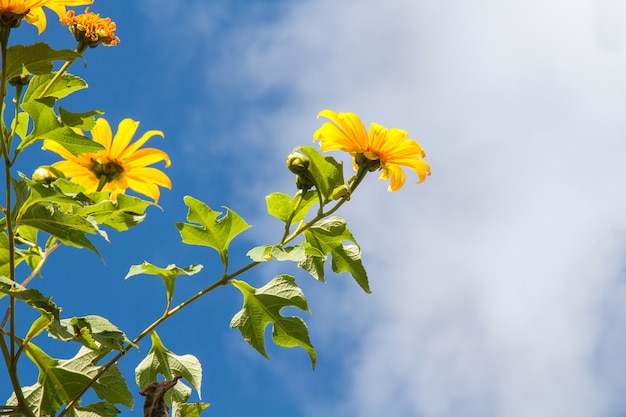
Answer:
37, 42, 88, 100
61, 165, 369, 417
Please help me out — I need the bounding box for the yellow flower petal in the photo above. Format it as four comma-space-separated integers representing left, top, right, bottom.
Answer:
313, 110, 430, 191
43, 116, 171, 202
110, 118, 139, 157
91, 118, 113, 149
120, 129, 165, 159
123, 148, 171, 169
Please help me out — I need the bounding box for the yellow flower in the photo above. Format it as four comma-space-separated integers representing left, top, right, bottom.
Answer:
43, 118, 171, 202
0, 0, 93, 34
313, 110, 431, 191
61, 8, 119, 47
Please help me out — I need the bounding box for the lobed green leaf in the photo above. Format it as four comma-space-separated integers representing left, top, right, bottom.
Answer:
20, 100, 104, 154
299, 146, 344, 202
23, 73, 87, 102
266, 190, 317, 224
230, 275, 316, 368
6, 43, 80, 79
172, 402, 211, 417
8, 344, 133, 416
125, 262, 203, 306
247, 243, 323, 263
175, 196, 251, 266
135, 331, 203, 403
300, 216, 370, 293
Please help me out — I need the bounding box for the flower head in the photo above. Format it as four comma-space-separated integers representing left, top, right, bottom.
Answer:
0, 0, 93, 34
313, 110, 430, 191
43, 118, 171, 202
61, 8, 119, 48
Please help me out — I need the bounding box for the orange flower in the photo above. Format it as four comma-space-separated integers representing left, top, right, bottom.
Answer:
313, 110, 430, 191
0, 0, 93, 34
43, 118, 171, 202
61, 8, 119, 47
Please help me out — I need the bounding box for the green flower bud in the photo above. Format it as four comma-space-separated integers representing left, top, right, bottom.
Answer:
295, 173, 315, 190
8, 74, 30, 87
286, 152, 310, 175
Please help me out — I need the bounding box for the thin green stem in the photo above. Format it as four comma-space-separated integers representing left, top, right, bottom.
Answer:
0, 330, 36, 417
37, 41, 88, 100
279, 190, 305, 243
58, 261, 260, 417
60, 166, 370, 417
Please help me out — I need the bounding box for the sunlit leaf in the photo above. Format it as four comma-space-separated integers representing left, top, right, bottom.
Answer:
175, 196, 251, 266
135, 331, 203, 404
67, 402, 121, 417
23, 73, 87, 102
8, 344, 133, 416
172, 402, 210, 417
19, 203, 100, 254
6, 43, 80, 79
20, 100, 104, 154
125, 262, 203, 306
230, 275, 316, 369
51, 315, 135, 352
79, 194, 154, 232
266, 190, 317, 224
60, 347, 133, 408
298, 146, 344, 201
247, 243, 324, 263
300, 216, 370, 293
59, 107, 103, 130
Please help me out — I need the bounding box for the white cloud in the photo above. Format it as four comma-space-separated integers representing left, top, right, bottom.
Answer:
182, 0, 626, 415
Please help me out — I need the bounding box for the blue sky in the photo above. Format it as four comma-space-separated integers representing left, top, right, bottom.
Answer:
4, 0, 626, 416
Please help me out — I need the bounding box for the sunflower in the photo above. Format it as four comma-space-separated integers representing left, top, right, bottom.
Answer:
313, 110, 430, 191
0, 0, 92, 34
43, 118, 171, 202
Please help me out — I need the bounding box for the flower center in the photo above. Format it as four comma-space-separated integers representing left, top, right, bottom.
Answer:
90, 157, 124, 183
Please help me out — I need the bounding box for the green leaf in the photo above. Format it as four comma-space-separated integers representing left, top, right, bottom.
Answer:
247, 243, 324, 263
78, 194, 154, 232
6, 43, 80, 79
12, 111, 30, 141
8, 344, 133, 417
8, 343, 94, 417
19, 203, 100, 255
67, 402, 121, 417
172, 402, 211, 417
125, 262, 203, 306
135, 331, 203, 403
0, 276, 62, 323
59, 107, 103, 130
300, 216, 370, 293
230, 275, 316, 369
23, 73, 87, 102
21, 99, 104, 154
266, 190, 317, 224
60, 347, 133, 408
299, 146, 344, 201
175, 196, 251, 266
52, 315, 135, 352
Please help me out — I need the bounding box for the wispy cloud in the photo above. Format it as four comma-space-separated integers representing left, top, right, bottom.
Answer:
153, 0, 626, 415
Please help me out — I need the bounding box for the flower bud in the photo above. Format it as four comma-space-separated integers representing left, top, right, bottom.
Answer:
32, 167, 58, 184
295, 173, 315, 190
8, 74, 30, 87
286, 152, 310, 175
